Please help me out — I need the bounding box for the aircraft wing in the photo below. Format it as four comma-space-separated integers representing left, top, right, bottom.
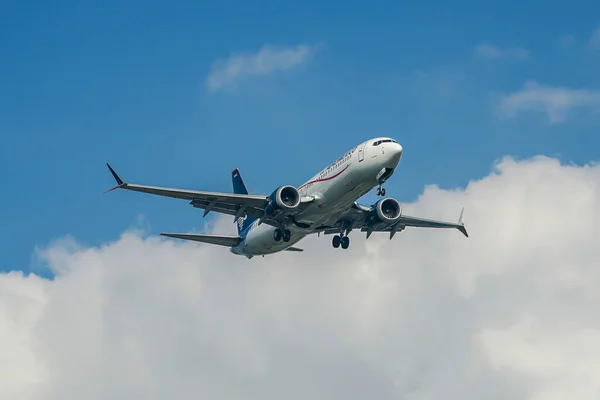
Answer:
322, 202, 468, 239
104, 163, 270, 218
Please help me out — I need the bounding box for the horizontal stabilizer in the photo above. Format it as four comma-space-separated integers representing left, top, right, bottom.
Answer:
160, 233, 242, 247
284, 247, 304, 252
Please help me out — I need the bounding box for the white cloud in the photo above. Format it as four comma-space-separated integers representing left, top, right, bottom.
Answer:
475, 43, 530, 59
498, 81, 600, 123
481, 317, 600, 399
205, 44, 316, 92
3, 155, 600, 399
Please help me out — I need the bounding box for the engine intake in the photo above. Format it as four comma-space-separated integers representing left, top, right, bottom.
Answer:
370, 198, 402, 223
265, 185, 301, 216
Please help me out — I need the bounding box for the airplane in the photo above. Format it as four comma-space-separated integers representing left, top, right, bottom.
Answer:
104, 137, 468, 258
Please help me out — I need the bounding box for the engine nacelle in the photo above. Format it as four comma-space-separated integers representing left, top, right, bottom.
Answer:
265, 185, 301, 216
368, 197, 402, 223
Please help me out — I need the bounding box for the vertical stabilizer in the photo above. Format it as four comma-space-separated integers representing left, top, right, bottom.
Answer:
232, 168, 258, 236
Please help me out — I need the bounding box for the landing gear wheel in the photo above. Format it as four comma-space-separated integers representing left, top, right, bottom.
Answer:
341, 236, 350, 249
332, 235, 349, 249
376, 186, 386, 196
282, 229, 291, 242
332, 235, 341, 248
273, 229, 282, 241
381, 188, 386, 196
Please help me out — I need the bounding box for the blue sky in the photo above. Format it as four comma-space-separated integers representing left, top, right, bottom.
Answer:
1, 0, 599, 275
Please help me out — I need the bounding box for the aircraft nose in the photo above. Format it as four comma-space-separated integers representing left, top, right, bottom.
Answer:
388, 142, 403, 166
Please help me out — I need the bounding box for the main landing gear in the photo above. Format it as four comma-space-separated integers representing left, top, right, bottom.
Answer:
273, 228, 291, 242
376, 185, 386, 196
332, 234, 350, 249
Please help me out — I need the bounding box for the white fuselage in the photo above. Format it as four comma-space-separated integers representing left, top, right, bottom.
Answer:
230, 137, 403, 257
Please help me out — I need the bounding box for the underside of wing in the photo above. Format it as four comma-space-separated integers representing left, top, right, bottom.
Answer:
121, 183, 269, 216
104, 163, 310, 228
321, 202, 468, 239
393, 213, 468, 237
160, 233, 242, 247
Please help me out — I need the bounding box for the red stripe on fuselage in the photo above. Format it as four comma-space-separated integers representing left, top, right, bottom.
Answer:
299, 164, 350, 189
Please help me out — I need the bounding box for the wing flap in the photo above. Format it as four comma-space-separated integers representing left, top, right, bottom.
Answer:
189, 198, 265, 218
122, 183, 268, 207
160, 233, 242, 247
397, 213, 468, 237
104, 163, 269, 215
358, 214, 468, 237
325, 203, 469, 238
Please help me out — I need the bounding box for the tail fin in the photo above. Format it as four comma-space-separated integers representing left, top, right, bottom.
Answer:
232, 168, 258, 236
232, 168, 249, 195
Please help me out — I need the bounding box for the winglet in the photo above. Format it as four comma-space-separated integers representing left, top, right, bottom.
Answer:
457, 207, 468, 237
104, 163, 126, 194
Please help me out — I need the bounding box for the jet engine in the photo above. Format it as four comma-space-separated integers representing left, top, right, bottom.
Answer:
368, 197, 402, 223
264, 185, 301, 216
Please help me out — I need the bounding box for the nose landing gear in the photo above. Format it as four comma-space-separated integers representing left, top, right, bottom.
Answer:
375, 167, 395, 196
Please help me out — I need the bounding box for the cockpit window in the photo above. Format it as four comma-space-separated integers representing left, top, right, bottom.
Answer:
372, 139, 396, 146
